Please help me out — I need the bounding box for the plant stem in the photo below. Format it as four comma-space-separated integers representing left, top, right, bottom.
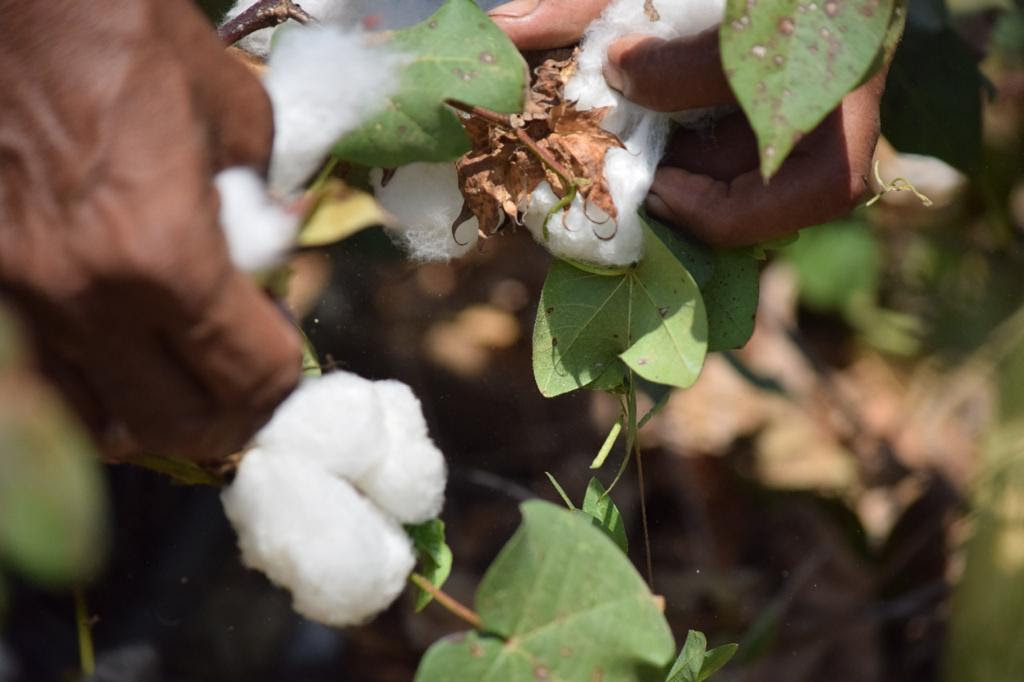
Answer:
74, 586, 95, 677
218, 0, 313, 46
635, 437, 654, 588
410, 573, 482, 629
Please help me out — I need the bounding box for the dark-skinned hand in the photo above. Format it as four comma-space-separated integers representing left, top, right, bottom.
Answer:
490, 0, 883, 247
0, 0, 302, 461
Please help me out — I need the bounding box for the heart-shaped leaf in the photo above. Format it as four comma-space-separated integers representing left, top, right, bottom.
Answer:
415, 501, 675, 682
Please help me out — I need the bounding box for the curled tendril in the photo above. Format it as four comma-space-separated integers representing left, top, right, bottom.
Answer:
865, 159, 934, 208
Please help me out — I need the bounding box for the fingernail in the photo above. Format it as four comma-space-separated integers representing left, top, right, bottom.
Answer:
603, 62, 626, 93
488, 0, 540, 19
644, 193, 672, 220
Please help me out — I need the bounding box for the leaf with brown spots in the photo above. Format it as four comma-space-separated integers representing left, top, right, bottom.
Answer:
720, 0, 898, 178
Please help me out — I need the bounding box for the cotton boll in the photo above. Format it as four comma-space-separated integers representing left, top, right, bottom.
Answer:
352, 380, 446, 524
523, 114, 668, 267
224, 0, 362, 58
222, 449, 415, 626
264, 25, 403, 195
254, 372, 384, 481
524, 0, 725, 266
215, 167, 300, 271
371, 164, 479, 261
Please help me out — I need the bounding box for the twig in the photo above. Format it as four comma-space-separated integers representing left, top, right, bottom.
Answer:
74, 586, 96, 677
218, 0, 313, 46
410, 573, 482, 629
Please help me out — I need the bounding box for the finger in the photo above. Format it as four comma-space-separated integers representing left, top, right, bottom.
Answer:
605, 30, 735, 111
167, 267, 302, 428
155, 0, 274, 173
489, 0, 610, 50
647, 92, 878, 246
660, 111, 760, 181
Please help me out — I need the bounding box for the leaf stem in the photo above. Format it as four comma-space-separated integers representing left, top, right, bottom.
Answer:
218, 0, 313, 46
74, 586, 95, 677
410, 573, 482, 629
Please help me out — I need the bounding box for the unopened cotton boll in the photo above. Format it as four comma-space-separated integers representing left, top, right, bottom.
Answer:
215, 167, 300, 271
352, 380, 446, 524
263, 25, 404, 195
525, 0, 726, 267
221, 449, 415, 627
254, 372, 384, 481
372, 164, 480, 261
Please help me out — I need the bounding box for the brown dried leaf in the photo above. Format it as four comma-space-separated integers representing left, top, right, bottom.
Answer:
454, 54, 624, 240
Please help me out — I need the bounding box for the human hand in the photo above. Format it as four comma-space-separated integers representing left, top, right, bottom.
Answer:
490, 0, 882, 247
0, 0, 302, 461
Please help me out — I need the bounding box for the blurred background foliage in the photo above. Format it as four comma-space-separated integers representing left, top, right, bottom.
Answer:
3, 0, 1024, 680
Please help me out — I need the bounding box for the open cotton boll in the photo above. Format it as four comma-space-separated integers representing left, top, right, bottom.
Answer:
522, 114, 668, 267
352, 380, 446, 524
372, 164, 480, 261
264, 25, 403, 195
224, 0, 361, 58
222, 449, 415, 626
254, 372, 385, 481
215, 167, 300, 272
523, 0, 725, 267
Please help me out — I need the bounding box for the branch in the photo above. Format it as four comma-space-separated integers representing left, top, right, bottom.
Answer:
218, 0, 314, 46
410, 573, 482, 629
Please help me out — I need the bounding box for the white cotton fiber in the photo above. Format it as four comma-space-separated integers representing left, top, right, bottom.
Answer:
215, 167, 300, 271
221, 449, 415, 627
526, 0, 726, 267
253, 372, 384, 480
352, 380, 447, 524
263, 24, 403, 195
222, 371, 449, 627
371, 164, 480, 261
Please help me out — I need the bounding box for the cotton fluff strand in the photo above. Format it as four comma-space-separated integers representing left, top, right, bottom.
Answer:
522, 0, 726, 267
371, 164, 480, 261
264, 24, 404, 195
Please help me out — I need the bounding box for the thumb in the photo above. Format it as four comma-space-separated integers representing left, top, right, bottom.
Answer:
605, 29, 735, 111
489, 0, 609, 50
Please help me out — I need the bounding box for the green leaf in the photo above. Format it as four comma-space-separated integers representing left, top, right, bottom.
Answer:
0, 378, 108, 585
880, 21, 983, 172
407, 519, 454, 612
132, 454, 223, 487
643, 213, 714, 289
721, 0, 895, 178
666, 630, 706, 682
666, 632, 738, 682
698, 644, 739, 681
333, 0, 526, 167
415, 501, 675, 682
781, 219, 879, 313
703, 249, 760, 352
580, 477, 628, 553
533, 224, 708, 397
